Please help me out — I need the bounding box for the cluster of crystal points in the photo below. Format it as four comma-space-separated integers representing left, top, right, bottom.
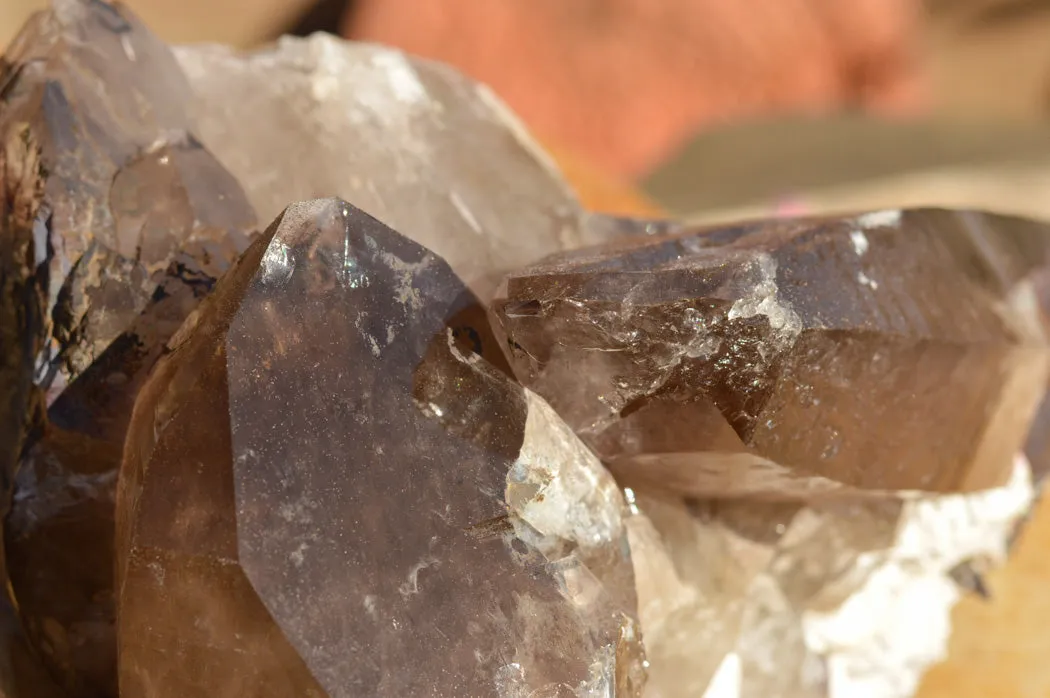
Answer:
0, 1, 1045, 698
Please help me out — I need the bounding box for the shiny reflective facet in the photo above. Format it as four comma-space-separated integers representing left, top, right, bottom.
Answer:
116, 199, 641, 697
493, 209, 1050, 497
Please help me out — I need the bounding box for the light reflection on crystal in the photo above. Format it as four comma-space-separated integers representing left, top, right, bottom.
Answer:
492, 208, 1050, 498
0, 2, 1047, 696
115, 199, 643, 697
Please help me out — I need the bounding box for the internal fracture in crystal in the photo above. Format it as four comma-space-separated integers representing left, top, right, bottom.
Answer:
493, 209, 1050, 497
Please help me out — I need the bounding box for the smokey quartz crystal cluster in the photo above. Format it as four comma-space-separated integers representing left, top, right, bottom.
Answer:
0, 1, 1046, 697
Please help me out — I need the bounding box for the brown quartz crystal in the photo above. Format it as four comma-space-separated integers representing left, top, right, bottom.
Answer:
492, 209, 1050, 497
0, 0, 255, 693
1, 3, 657, 693
116, 199, 642, 697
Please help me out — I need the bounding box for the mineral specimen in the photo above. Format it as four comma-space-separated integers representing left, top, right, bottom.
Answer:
2, 2, 663, 693
115, 199, 642, 697
174, 35, 590, 298
0, 0, 255, 693
492, 209, 1050, 497
2, 2, 1049, 697
629, 454, 1033, 698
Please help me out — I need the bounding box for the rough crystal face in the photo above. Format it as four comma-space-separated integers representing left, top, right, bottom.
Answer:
492, 209, 1050, 497
116, 199, 642, 697
174, 36, 594, 298
2, 3, 1048, 696
629, 454, 1033, 698
0, 1, 256, 693
2, 0, 254, 386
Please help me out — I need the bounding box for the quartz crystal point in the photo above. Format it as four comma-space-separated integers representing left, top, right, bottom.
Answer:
628, 454, 1033, 698
116, 199, 642, 697
492, 209, 1050, 497
0, 0, 256, 693
173, 35, 604, 298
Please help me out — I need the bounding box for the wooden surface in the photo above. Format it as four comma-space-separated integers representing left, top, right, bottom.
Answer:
919, 495, 1050, 698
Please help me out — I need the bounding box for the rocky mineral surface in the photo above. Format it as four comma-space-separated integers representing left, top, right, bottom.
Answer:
0, 2, 1045, 698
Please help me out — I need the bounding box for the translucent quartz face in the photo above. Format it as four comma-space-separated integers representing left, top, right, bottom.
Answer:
493, 209, 1050, 498
116, 200, 643, 697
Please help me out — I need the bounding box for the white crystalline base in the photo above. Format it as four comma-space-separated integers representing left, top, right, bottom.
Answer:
802, 454, 1033, 698
701, 652, 742, 698
641, 455, 1034, 698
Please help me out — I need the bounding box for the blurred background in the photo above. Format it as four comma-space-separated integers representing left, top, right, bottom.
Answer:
5, 0, 1050, 222
4, 1, 1050, 697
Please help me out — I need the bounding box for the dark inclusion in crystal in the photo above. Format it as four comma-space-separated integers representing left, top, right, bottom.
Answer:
116, 199, 642, 697
492, 209, 1050, 498
0, 0, 255, 694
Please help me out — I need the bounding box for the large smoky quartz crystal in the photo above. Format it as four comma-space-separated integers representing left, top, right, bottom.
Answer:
492, 209, 1050, 497
0, 0, 647, 693
115, 199, 642, 697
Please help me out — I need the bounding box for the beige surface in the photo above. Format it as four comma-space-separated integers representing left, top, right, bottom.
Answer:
643, 0, 1050, 213
0, 0, 313, 47
644, 117, 1050, 215
928, 3, 1050, 120
685, 161, 1050, 226
0, 0, 41, 47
